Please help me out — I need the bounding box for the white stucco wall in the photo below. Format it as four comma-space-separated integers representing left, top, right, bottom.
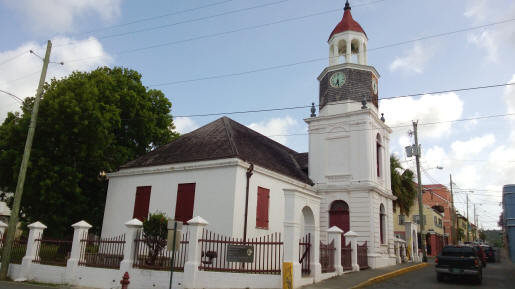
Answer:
101, 158, 240, 238
102, 158, 315, 239
231, 164, 316, 239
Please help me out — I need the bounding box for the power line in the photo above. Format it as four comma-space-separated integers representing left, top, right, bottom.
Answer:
75, 0, 236, 36
173, 82, 515, 118
54, 0, 293, 48
64, 0, 389, 64
0, 50, 29, 68
0, 89, 23, 103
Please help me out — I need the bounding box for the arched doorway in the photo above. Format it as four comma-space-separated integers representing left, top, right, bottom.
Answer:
329, 200, 350, 243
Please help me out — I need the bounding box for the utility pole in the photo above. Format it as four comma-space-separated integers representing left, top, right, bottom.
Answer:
413, 121, 427, 262
0, 40, 51, 280
474, 204, 477, 241
466, 194, 470, 243
450, 174, 455, 244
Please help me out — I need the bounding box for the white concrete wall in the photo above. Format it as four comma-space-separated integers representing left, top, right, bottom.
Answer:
231, 163, 316, 238
29, 264, 66, 284
102, 159, 240, 237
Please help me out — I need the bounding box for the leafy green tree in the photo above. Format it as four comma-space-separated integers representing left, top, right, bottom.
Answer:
0, 67, 177, 237
390, 155, 417, 215
143, 212, 168, 265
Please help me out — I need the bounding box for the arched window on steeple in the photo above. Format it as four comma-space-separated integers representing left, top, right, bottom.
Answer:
376, 134, 383, 178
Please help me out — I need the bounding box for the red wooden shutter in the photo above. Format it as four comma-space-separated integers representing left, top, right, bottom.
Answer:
175, 183, 196, 223
132, 186, 151, 222
256, 187, 270, 229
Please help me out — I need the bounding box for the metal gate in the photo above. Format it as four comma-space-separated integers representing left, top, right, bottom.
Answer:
299, 233, 311, 276
341, 242, 352, 270
357, 241, 369, 269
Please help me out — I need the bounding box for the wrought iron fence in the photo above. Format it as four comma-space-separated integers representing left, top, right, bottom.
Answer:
357, 241, 369, 269
299, 233, 311, 276
33, 234, 72, 266
0, 234, 27, 264
79, 233, 125, 269
198, 229, 282, 274
341, 242, 352, 270
133, 230, 189, 271
320, 240, 335, 273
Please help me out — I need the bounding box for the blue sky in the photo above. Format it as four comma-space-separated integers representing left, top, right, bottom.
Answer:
1, 0, 514, 229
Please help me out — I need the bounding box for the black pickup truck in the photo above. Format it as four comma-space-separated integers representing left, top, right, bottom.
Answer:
435, 245, 483, 284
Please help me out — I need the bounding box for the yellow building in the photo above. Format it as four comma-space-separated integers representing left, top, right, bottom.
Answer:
393, 203, 444, 239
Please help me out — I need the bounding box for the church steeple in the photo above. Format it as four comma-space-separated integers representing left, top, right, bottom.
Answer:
328, 1, 368, 66
317, 1, 379, 114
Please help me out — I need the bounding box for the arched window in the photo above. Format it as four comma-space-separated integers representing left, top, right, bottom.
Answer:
376, 134, 383, 178
380, 204, 386, 244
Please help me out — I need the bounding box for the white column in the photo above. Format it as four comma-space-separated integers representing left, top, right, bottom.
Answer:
358, 40, 364, 65
19, 221, 47, 281
401, 243, 407, 262
327, 226, 343, 275
309, 225, 321, 282
119, 218, 143, 273
333, 44, 339, 65
66, 220, 92, 284
344, 231, 359, 272
345, 37, 352, 63
183, 216, 208, 289
0, 220, 7, 236
283, 190, 301, 288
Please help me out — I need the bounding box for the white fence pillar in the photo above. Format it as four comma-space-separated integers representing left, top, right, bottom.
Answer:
19, 221, 46, 281
327, 226, 343, 275
66, 220, 91, 284
401, 243, 407, 262
0, 220, 7, 236
183, 216, 208, 289
394, 239, 401, 264
119, 218, 143, 273
344, 231, 359, 272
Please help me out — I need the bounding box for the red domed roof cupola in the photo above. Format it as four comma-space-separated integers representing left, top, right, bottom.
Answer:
328, 1, 367, 41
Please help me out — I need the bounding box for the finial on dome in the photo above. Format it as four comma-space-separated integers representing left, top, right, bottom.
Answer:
344, 0, 351, 10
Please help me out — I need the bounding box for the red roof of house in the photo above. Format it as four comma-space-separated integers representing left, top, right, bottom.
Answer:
328, 1, 367, 41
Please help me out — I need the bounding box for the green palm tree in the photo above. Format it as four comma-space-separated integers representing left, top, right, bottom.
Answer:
390, 155, 417, 215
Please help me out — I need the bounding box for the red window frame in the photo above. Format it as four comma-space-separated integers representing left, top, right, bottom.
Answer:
256, 187, 270, 229
174, 183, 196, 224
132, 186, 151, 222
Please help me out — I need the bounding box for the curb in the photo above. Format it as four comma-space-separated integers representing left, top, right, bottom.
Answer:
350, 262, 430, 289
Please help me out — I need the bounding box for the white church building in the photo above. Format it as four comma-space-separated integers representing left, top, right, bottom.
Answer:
101, 1, 396, 269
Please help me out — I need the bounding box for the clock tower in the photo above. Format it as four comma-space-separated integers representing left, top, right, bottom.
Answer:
306, 1, 396, 268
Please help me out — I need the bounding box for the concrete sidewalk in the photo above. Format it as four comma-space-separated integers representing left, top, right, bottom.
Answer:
302, 262, 427, 289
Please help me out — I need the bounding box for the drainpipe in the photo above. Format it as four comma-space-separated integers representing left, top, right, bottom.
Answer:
243, 163, 254, 243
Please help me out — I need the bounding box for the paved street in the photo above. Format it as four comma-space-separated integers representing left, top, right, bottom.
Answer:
367, 258, 515, 289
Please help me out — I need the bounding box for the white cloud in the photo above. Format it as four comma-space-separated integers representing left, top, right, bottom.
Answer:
451, 134, 496, 158
465, 0, 515, 62
2, 0, 122, 34
247, 116, 297, 145
389, 42, 437, 74
464, 0, 489, 21
173, 117, 199, 134
0, 37, 112, 122
380, 92, 464, 139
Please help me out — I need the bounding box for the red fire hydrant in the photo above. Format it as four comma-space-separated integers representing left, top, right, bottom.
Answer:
120, 272, 130, 289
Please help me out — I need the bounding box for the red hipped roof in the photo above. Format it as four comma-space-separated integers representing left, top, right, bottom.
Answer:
328, 2, 367, 41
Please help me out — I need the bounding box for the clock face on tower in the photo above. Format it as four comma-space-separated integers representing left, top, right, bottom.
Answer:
329, 72, 346, 88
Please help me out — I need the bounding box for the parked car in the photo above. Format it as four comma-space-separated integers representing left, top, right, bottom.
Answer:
472, 245, 487, 267
481, 245, 496, 262
435, 245, 483, 284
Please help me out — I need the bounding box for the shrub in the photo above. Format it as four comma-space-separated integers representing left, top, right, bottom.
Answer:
143, 212, 168, 265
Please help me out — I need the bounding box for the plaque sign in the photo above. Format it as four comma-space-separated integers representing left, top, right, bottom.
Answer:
226, 244, 254, 263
